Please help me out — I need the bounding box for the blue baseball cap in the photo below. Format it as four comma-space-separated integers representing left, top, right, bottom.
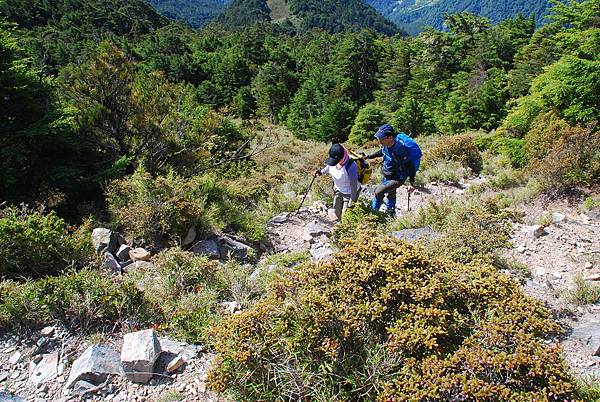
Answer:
374, 124, 395, 139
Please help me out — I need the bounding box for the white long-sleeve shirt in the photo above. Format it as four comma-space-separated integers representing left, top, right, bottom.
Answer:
320, 161, 359, 201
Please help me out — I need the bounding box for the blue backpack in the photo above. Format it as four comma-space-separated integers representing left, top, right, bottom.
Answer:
396, 132, 422, 172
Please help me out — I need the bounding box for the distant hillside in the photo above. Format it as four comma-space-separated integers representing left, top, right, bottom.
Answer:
216, 0, 400, 34
366, 0, 553, 34
146, 0, 230, 28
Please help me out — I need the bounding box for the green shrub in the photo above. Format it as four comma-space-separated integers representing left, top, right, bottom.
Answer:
425, 134, 483, 174
348, 103, 388, 146
0, 269, 158, 332
431, 198, 519, 264
524, 113, 600, 190
107, 169, 267, 246
332, 202, 387, 245
561, 274, 600, 306
491, 137, 527, 169
0, 206, 93, 278
207, 233, 576, 401
583, 196, 600, 210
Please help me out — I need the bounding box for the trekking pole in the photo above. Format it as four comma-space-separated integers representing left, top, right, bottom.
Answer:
407, 189, 411, 211
296, 173, 317, 215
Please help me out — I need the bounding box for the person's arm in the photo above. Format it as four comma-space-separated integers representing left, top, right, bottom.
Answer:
315, 165, 330, 176
364, 149, 383, 159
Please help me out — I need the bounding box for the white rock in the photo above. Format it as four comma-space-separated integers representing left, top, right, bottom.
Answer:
91, 228, 118, 254
9, 351, 22, 365
552, 212, 567, 224
182, 226, 197, 247
517, 245, 526, 254
166, 354, 186, 373
129, 248, 151, 262
585, 262, 594, 269
40, 326, 55, 337
121, 329, 161, 384
29, 352, 58, 387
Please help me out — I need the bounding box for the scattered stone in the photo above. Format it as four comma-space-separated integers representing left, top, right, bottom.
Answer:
585, 262, 594, 269
129, 248, 151, 262
0, 372, 9, 383
116, 245, 132, 261
326, 209, 338, 221
0, 391, 25, 402
569, 323, 600, 356
65, 344, 123, 389
32, 355, 43, 364
121, 329, 161, 383
268, 213, 289, 225
40, 326, 55, 337
182, 226, 197, 247
103, 253, 121, 274
91, 228, 118, 254
73, 380, 95, 393
219, 235, 254, 260
304, 221, 330, 237
166, 354, 186, 373
310, 244, 334, 261
220, 301, 241, 315
29, 351, 58, 387
9, 351, 23, 364
527, 225, 546, 238
552, 212, 567, 224
585, 274, 600, 282
192, 240, 220, 259
517, 245, 526, 254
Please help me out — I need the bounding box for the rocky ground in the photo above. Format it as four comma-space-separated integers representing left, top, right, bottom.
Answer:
1, 180, 599, 401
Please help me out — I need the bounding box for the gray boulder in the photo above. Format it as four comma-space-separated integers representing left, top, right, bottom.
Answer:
121, 329, 161, 383
65, 344, 123, 389
192, 240, 220, 259
103, 253, 121, 274
219, 235, 253, 260
29, 351, 58, 387
91, 228, 118, 254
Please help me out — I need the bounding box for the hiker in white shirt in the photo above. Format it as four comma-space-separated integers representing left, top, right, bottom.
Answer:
315, 144, 360, 221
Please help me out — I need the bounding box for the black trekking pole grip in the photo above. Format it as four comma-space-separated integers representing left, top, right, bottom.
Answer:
296, 173, 317, 214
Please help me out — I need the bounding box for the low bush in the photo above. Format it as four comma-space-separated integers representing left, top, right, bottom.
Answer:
424, 134, 483, 175
0, 268, 158, 332
430, 198, 519, 264
332, 202, 387, 245
207, 233, 576, 401
0, 206, 93, 278
106, 169, 267, 246
560, 274, 600, 306
524, 113, 600, 191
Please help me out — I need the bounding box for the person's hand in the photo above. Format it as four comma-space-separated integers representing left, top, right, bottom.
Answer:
360, 152, 368, 159
407, 184, 415, 194
314, 169, 322, 177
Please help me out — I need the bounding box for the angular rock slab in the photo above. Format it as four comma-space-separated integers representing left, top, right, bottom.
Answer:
65, 344, 123, 389
219, 236, 253, 260
91, 228, 118, 254
29, 351, 58, 387
121, 329, 161, 383
192, 240, 220, 259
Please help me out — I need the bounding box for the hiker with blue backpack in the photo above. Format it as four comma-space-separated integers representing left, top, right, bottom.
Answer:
364, 124, 422, 216
314, 144, 360, 221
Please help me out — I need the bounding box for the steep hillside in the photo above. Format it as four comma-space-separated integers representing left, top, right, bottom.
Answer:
146, 0, 230, 28
366, 0, 553, 34
217, 0, 401, 35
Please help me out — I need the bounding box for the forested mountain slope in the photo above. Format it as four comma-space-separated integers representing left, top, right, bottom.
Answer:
146, 0, 229, 28
217, 0, 401, 34
366, 0, 553, 34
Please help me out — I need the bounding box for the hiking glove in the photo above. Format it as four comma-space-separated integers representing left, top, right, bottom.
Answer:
314, 169, 322, 177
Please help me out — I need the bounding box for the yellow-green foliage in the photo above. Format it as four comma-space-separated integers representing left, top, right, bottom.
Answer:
332, 202, 387, 245
106, 169, 268, 246
431, 198, 520, 264
524, 113, 600, 190
0, 268, 158, 332
424, 134, 483, 174
208, 233, 576, 401
0, 206, 93, 278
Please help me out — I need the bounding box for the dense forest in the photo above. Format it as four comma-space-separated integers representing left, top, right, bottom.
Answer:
1, 0, 600, 399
